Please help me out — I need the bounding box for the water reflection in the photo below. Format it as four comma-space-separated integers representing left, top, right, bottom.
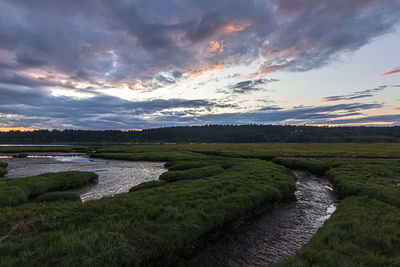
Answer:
52, 155, 90, 163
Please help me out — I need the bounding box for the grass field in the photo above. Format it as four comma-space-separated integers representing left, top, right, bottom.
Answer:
0, 143, 400, 266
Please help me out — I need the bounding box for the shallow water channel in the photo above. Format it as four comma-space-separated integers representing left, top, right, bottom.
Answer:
1, 153, 166, 202
179, 171, 337, 267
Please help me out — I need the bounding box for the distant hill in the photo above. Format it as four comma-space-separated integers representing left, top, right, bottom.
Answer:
1, 125, 400, 144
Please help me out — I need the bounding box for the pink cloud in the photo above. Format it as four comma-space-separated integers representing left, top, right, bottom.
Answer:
380, 67, 400, 76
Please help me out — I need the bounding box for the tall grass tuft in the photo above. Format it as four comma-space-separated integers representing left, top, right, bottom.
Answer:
0, 171, 97, 207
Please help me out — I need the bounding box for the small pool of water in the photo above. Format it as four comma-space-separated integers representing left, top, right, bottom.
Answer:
52, 155, 90, 162
1, 153, 166, 202
0, 154, 90, 162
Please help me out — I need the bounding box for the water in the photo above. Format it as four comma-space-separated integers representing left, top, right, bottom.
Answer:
1, 153, 166, 202
179, 171, 337, 266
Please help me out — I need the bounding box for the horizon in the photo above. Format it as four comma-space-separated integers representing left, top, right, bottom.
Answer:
1, 1, 400, 130
1, 123, 399, 133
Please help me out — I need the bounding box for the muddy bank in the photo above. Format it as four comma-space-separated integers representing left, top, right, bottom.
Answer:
178, 171, 337, 267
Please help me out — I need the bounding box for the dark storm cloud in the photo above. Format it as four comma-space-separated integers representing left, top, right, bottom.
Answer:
322, 86, 387, 102
1, 0, 399, 83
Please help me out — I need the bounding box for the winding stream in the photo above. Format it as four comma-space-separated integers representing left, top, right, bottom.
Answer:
178, 171, 337, 266
1, 153, 166, 202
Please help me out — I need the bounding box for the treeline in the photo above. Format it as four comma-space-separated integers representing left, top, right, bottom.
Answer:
1, 125, 400, 143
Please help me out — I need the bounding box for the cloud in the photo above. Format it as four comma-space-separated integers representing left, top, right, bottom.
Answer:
226, 78, 279, 94
322, 86, 387, 102
380, 67, 400, 76
0, 0, 399, 88
326, 114, 400, 125
0, 82, 387, 128
191, 103, 382, 125
0, 85, 226, 129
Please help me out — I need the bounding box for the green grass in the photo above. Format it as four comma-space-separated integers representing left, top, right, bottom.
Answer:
278, 196, 400, 267
0, 171, 98, 207
167, 161, 211, 170
326, 159, 400, 207
0, 158, 295, 266
159, 165, 225, 182
95, 143, 400, 158
272, 157, 341, 175
129, 180, 167, 192
0, 161, 7, 177
36, 191, 81, 202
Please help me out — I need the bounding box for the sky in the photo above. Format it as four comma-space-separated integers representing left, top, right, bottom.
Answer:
0, 0, 399, 130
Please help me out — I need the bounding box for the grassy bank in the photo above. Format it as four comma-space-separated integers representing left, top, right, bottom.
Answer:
0, 171, 98, 207
0, 161, 7, 177
0, 158, 295, 266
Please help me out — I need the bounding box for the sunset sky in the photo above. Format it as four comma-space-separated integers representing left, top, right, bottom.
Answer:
0, 0, 399, 130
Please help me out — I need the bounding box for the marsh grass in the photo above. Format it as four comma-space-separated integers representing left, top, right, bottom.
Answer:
159, 165, 224, 182
129, 180, 167, 192
0, 171, 97, 207
326, 159, 400, 207
36, 191, 81, 202
91, 151, 213, 162
272, 157, 338, 175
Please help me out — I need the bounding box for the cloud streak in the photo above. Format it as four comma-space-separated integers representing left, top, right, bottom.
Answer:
226, 78, 279, 94
380, 67, 400, 76
322, 86, 387, 102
